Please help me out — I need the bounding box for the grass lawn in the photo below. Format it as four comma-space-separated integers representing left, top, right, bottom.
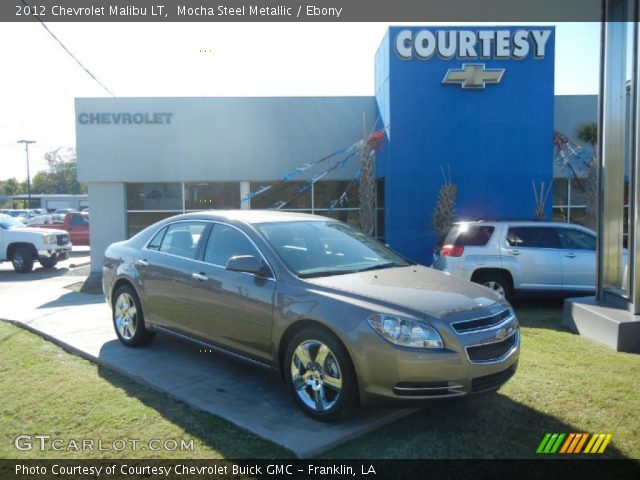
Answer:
1, 298, 639, 459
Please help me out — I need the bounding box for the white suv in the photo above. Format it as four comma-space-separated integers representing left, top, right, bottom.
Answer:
432, 221, 597, 300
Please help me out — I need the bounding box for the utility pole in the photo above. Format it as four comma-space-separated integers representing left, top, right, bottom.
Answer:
17, 140, 36, 209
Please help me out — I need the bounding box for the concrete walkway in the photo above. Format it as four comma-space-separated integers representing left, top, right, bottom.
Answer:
0, 275, 418, 458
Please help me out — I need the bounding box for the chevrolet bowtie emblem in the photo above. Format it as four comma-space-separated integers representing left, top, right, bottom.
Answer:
442, 63, 505, 89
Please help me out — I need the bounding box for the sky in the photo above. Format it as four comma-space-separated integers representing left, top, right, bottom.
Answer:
0, 22, 601, 181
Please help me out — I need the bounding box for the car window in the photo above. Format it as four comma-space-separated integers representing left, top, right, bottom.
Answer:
442, 225, 495, 247
147, 226, 167, 251
506, 227, 561, 249
257, 221, 410, 277
203, 224, 261, 267
70, 214, 89, 226
158, 222, 206, 259
557, 228, 596, 251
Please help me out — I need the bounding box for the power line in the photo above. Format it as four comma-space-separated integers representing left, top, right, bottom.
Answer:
21, 0, 115, 97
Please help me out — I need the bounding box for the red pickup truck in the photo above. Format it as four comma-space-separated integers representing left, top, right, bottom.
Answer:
31, 212, 90, 246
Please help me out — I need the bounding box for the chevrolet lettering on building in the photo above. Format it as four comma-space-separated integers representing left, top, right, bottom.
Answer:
395, 29, 552, 60
77, 112, 173, 125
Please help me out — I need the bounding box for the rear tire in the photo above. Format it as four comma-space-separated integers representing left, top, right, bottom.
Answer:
475, 272, 513, 301
11, 246, 34, 273
112, 284, 156, 347
284, 327, 356, 422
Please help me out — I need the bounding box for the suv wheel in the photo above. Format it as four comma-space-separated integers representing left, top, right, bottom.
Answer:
284, 327, 356, 422
475, 272, 513, 301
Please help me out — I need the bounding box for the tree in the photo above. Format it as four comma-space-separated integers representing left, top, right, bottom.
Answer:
30, 147, 87, 195
0, 178, 25, 196
576, 122, 597, 147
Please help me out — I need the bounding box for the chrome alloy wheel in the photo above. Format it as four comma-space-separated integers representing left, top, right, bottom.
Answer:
114, 292, 138, 340
483, 280, 506, 297
290, 339, 343, 412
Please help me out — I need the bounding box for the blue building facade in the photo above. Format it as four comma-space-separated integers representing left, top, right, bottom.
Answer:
375, 27, 555, 265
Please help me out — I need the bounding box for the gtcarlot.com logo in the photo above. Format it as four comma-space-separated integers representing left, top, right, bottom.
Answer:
536, 433, 612, 454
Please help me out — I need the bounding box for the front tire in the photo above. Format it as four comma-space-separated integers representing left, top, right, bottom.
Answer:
284, 327, 356, 422
11, 246, 34, 273
112, 284, 155, 347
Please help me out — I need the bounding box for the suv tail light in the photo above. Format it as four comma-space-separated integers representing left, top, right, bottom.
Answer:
441, 245, 464, 257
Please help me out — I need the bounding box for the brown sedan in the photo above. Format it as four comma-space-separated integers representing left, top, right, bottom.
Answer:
103, 210, 519, 421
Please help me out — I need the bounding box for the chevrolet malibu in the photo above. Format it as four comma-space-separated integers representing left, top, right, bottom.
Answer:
103, 211, 519, 421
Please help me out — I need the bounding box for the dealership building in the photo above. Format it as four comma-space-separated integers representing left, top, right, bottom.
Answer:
77, 26, 599, 271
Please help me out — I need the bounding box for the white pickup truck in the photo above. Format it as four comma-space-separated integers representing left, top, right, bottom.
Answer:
0, 214, 72, 273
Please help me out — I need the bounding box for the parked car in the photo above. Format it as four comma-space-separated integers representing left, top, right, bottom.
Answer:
52, 208, 75, 223
103, 211, 519, 421
0, 214, 72, 272
432, 220, 600, 301
31, 211, 89, 246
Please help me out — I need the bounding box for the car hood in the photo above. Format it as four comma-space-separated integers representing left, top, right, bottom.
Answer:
305, 265, 505, 319
10, 226, 67, 236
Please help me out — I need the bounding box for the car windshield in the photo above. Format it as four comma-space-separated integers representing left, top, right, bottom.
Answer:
257, 220, 411, 278
0, 214, 25, 229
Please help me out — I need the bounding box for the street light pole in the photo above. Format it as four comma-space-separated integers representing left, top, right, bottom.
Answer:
17, 140, 36, 209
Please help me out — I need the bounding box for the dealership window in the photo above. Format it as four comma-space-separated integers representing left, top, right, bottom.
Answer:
126, 178, 386, 240
248, 179, 385, 240
185, 182, 240, 210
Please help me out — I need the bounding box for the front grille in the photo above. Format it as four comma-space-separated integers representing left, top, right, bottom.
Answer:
472, 365, 517, 392
452, 308, 512, 333
466, 332, 518, 363
393, 381, 463, 397
56, 234, 69, 246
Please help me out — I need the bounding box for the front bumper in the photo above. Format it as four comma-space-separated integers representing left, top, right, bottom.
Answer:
38, 245, 72, 260
352, 312, 520, 404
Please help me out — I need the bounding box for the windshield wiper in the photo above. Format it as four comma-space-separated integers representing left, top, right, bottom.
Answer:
298, 269, 357, 279
356, 263, 401, 273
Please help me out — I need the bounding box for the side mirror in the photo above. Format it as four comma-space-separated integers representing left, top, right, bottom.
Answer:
225, 255, 270, 277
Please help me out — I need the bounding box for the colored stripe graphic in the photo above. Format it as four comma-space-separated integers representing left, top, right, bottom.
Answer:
537, 433, 612, 454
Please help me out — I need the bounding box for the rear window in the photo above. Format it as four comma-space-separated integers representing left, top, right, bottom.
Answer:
442, 225, 495, 247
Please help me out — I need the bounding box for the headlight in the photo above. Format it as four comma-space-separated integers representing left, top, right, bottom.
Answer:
42, 234, 57, 244
367, 314, 444, 349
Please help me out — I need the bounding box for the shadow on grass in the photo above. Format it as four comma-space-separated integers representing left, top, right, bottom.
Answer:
323, 391, 630, 459
511, 296, 578, 333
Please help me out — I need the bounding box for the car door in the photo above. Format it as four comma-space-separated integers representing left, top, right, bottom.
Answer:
503, 226, 563, 290
137, 221, 207, 333
189, 222, 276, 361
556, 226, 597, 291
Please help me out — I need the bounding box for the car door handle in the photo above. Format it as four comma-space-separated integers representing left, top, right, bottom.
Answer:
508, 249, 521, 256
135, 259, 149, 267
192, 272, 209, 282
565, 253, 577, 259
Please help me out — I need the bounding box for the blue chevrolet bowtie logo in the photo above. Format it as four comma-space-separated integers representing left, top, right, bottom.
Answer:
442, 64, 505, 89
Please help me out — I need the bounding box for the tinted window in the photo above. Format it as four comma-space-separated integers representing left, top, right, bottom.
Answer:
203, 224, 260, 267
443, 225, 495, 247
557, 228, 596, 251
158, 222, 206, 259
507, 227, 561, 248
147, 226, 167, 251
70, 214, 89, 226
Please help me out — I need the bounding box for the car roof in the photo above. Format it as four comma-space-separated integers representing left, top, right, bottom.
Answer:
453, 220, 593, 229
177, 209, 332, 225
